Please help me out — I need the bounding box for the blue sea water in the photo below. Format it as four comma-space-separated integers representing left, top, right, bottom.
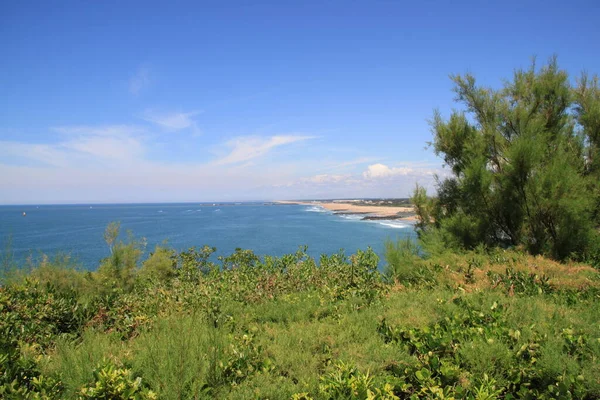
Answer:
0, 203, 416, 270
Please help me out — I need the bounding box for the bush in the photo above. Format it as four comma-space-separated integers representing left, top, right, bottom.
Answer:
383, 239, 435, 286
97, 223, 145, 293
138, 245, 176, 283
79, 361, 156, 399
378, 296, 597, 398
317, 361, 398, 400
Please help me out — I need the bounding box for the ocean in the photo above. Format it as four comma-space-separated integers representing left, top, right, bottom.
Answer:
0, 203, 416, 270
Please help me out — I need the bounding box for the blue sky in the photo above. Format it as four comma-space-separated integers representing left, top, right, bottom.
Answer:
1, 0, 599, 204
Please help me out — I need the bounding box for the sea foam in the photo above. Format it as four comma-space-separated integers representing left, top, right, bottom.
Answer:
339, 214, 364, 220
375, 220, 414, 229
305, 206, 327, 213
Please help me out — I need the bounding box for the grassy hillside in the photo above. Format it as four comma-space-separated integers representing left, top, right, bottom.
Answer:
1, 230, 599, 399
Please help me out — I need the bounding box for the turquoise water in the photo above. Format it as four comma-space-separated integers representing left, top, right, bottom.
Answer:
0, 203, 416, 270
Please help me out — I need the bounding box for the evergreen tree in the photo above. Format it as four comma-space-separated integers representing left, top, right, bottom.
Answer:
415, 58, 600, 260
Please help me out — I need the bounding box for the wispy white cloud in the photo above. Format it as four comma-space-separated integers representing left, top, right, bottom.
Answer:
4, 125, 147, 168
61, 135, 144, 162
300, 174, 353, 185
214, 135, 314, 165
141, 110, 202, 133
52, 125, 145, 137
129, 66, 150, 95
0, 141, 71, 168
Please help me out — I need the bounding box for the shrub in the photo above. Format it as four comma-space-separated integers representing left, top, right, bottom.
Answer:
97, 224, 145, 293
79, 361, 156, 399
317, 361, 398, 400
377, 296, 597, 398
383, 239, 435, 286
138, 245, 176, 283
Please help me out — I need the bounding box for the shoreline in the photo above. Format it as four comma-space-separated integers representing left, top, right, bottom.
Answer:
275, 200, 417, 221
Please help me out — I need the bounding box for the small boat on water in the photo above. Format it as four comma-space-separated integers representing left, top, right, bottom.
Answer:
22, 212, 26, 217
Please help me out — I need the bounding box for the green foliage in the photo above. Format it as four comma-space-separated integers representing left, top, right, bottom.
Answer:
383, 239, 435, 286
79, 361, 156, 399
138, 245, 176, 283
219, 247, 261, 270
2, 223, 600, 398
378, 296, 598, 398
1, 235, 18, 283
0, 278, 83, 398
420, 58, 600, 261
0, 278, 89, 347
487, 267, 554, 295
411, 184, 435, 234
317, 361, 398, 399
103, 222, 120, 255
221, 333, 273, 385
97, 223, 145, 293
27, 254, 87, 293
177, 245, 217, 281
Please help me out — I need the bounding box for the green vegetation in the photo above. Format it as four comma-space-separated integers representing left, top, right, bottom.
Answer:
1, 223, 599, 399
413, 58, 600, 262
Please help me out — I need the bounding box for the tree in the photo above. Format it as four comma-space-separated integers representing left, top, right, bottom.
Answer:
98, 222, 145, 291
103, 221, 121, 255
416, 58, 600, 261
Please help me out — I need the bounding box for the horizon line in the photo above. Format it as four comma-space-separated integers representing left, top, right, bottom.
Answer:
0, 197, 412, 207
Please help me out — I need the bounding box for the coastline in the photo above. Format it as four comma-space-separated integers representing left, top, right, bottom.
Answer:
275, 200, 417, 221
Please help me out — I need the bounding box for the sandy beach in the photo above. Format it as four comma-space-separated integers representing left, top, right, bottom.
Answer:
276, 200, 416, 220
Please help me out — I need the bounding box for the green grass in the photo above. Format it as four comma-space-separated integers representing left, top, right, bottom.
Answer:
2, 227, 600, 399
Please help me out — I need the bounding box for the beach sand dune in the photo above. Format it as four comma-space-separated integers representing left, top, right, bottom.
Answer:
276, 200, 416, 220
